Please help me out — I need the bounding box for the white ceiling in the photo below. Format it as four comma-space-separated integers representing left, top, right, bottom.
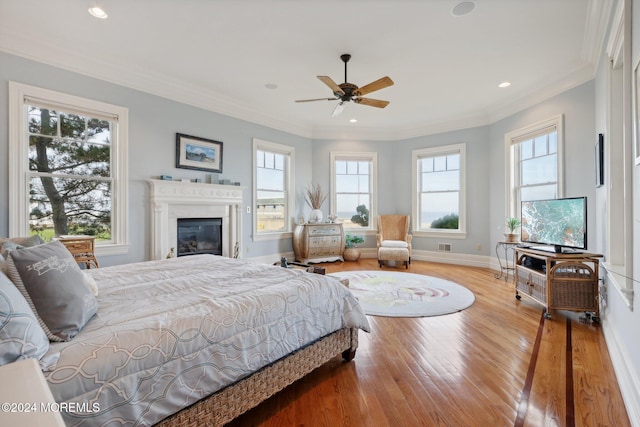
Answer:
0, 0, 609, 141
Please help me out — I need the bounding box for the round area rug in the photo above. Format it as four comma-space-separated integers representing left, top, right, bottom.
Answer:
330, 270, 475, 317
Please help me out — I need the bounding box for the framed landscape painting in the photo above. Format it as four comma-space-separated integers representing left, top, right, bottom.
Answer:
175, 133, 223, 173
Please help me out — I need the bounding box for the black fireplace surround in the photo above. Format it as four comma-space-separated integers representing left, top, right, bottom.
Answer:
176, 218, 222, 256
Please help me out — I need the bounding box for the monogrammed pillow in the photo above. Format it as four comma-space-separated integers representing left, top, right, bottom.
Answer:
6, 240, 97, 342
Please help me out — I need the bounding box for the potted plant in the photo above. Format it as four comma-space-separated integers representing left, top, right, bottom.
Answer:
304, 183, 327, 223
343, 234, 364, 261
505, 217, 521, 242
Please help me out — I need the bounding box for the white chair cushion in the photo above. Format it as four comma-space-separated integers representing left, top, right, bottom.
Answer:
380, 240, 408, 248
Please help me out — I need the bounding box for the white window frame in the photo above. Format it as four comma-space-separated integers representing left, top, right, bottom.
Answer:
412, 143, 467, 239
8, 82, 129, 256
252, 138, 295, 241
602, 0, 634, 308
330, 152, 377, 233
505, 115, 564, 219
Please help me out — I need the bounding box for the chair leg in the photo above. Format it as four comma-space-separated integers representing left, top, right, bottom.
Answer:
405, 261, 409, 269
378, 260, 383, 268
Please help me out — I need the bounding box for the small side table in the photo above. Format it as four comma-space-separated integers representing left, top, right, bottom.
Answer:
495, 241, 518, 281
58, 235, 100, 269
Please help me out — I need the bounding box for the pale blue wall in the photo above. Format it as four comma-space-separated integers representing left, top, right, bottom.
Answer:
311, 126, 491, 255
0, 52, 599, 265
488, 80, 596, 253
0, 52, 313, 265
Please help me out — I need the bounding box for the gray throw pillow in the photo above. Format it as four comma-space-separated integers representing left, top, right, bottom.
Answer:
0, 271, 50, 365
6, 240, 98, 342
0, 235, 44, 248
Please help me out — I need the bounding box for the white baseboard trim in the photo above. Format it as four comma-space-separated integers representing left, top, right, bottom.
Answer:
602, 317, 640, 426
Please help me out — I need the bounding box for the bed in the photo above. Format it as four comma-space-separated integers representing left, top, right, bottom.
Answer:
0, 244, 370, 426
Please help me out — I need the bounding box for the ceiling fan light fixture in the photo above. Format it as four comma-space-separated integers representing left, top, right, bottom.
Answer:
331, 102, 345, 117
88, 5, 108, 19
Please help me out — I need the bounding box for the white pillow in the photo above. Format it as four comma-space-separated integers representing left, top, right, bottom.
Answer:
380, 240, 409, 248
82, 271, 99, 297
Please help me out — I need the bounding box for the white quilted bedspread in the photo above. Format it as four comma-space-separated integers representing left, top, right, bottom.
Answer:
42, 255, 370, 426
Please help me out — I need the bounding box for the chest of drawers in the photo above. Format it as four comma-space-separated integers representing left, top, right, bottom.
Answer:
293, 223, 344, 264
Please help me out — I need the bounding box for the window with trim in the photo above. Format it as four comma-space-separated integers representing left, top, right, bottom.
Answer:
412, 144, 466, 236
506, 115, 563, 217
330, 152, 376, 231
253, 139, 294, 238
9, 82, 129, 255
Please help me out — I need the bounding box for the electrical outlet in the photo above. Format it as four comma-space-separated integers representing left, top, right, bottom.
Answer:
476, 244, 482, 251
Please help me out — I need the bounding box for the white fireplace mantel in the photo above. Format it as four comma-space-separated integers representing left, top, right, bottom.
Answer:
147, 179, 245, 260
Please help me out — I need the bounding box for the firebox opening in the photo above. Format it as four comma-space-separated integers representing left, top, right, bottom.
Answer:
177, 218, 222, 257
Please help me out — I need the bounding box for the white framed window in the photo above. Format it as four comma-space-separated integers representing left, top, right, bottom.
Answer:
9, 82, 129, 256
412, 143, 466, 238
505, 115, 564, 218
252, 138, 294, 240
330, 152, 377, 232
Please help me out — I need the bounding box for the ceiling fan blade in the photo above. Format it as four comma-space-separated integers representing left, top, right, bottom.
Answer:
354, 97, 390, 108
295, 97, 336, 103
317, 76, 345, 96
353, 76, 394, 97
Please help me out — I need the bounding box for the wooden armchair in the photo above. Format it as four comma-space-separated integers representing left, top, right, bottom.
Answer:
376, 215, 412, 268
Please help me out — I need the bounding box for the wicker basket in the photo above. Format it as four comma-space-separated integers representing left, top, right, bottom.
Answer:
549, 262, 597, 312
515, 265, 547, 302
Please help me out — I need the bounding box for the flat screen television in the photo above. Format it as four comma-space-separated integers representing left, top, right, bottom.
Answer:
520, 196, 587, 253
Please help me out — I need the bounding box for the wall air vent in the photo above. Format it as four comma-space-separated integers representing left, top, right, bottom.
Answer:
438, 243, 452, 252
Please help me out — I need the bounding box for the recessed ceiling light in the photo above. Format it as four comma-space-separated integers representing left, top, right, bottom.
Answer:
349, 118, 357, 123
88, 6, 108, 19
265, 83, 278, 90
498, 81, 511, 88
451, 1, 476, 17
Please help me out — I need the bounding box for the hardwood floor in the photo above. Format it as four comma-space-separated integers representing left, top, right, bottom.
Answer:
227, 259, 630, 427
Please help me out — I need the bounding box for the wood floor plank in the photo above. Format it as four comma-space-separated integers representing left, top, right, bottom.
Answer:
225, 259, 630, 427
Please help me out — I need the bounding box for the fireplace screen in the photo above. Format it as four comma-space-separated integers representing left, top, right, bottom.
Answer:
177, 218, 222, 256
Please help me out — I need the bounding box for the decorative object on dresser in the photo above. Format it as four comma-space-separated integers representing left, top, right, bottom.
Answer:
293, 222, 344, 264
57, 235, 100, 268
376, 215, 412, 268
514, 247, 602, 322
304, 183, 327, 223
175, 133, 223, 173
343, 233, 364, 261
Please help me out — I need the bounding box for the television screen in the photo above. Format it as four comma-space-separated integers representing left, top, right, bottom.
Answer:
520, 197, 587, 251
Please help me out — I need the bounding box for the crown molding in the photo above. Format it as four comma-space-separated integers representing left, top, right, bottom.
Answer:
0, 30, 314, 139
582, 0, 614, 65
0, 25, 602, 143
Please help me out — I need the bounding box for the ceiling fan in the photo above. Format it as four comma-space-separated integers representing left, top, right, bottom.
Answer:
295, 54, 394, 117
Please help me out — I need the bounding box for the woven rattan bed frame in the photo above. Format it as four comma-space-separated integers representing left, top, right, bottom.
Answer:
155, 327, 359, 426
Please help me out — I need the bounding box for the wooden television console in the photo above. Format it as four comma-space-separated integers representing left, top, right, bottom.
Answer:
514, 247, 602, 321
